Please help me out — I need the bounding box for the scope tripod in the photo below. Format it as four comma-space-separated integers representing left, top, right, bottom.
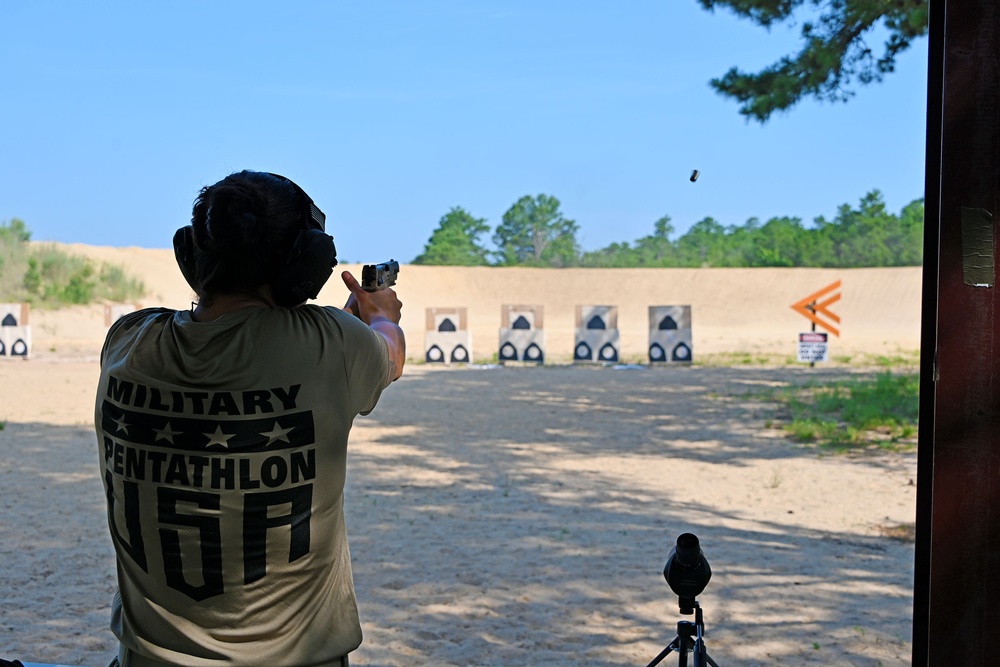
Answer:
644, 601, 720, 667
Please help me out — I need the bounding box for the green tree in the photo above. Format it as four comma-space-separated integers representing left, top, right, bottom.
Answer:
413, 207, 491, 265
580, 241, 637, 268
700, 0, 929, 122
895, 198, 925, 265
719, 217, 759, 267
0, 219, 32, 295
582, 215, 676, 267
22, 247, 97, 302
812, 190, 918, 267
675, 217, 728, 266
750, 216, 807, 267
633, 215, 677, 266
530, 189, 922, 270
493, 194, 580, 267
0, 218, 31, 243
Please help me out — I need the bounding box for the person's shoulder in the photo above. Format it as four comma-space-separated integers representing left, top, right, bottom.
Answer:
295, 304, 365, 329
293, 304, 385, 344
101, 307, 177, 365
252, 304, 359, 337
297, 303, 349, 320
108, 307, 176, 336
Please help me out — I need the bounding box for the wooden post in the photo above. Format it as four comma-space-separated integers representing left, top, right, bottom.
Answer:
913, 0, 1000, 663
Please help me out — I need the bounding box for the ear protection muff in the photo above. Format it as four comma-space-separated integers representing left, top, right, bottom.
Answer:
172, 172, 338, 304
271, 228, 338, 306
266, 172, 338, 306
173, 225, 199, 292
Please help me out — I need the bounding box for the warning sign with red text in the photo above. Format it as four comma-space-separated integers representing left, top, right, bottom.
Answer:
797, 332, 829, 363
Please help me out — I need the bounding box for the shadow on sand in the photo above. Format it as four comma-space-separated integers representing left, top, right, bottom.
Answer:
1, 366, 914, 666
346, 366, 914, 667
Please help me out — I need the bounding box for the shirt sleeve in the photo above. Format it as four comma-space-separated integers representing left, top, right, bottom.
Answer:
100, 308, 174, 367
326, 308, 391, 416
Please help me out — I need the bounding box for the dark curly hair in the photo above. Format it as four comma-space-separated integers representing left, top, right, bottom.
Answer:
187, 170, 312, 300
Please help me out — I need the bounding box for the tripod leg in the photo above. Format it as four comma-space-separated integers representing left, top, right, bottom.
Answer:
691, 637, 721, 667
644, 638, 679, 667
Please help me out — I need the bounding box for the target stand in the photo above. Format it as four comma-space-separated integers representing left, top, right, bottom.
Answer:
649, 306, 693, 365
424, 307, 472, 364
573, 305, 620, 364
0, 303, 31, 359
498, 304, 545, 365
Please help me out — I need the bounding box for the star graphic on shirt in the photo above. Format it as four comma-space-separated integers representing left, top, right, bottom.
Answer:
260, 421, 294, 446
154, 421, 181, 444
112, 414, 129, 435
204, 425, 235, 449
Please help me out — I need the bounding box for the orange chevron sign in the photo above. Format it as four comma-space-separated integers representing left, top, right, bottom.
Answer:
791, 280, 841, 337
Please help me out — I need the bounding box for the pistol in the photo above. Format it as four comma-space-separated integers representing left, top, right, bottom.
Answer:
361, 259, 400, 292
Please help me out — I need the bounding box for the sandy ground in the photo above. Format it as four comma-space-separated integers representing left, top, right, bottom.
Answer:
0, 249, 920, 666
0, 362, 917, 667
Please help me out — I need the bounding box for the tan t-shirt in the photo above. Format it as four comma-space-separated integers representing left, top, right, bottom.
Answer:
95, 305, 389, 667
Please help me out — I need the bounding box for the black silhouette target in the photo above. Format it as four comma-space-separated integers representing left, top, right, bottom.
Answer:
658, 316, 678, 330
598, 342, 618, 362
499, 342, 518, 361
523, 343, 544, 363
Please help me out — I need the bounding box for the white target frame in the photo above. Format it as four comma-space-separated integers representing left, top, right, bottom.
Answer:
498, 304, 545, 364
424, 307, 472, 364
0, 303, 31, 359
648, 305, 693, 364
573, 305, 620, 364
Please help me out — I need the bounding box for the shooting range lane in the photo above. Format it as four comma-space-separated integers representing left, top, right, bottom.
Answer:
37, 245, 921, 363
1, 247, 919, 666
1, 358, 915, 666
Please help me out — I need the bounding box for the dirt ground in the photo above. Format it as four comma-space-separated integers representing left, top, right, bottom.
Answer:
1, 252, 920, 665
0, 359, 916, 667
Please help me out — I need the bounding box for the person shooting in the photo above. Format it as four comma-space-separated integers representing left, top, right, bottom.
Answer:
95, 170, 404, 667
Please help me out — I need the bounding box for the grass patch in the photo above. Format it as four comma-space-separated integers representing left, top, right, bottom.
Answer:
856, 349, 920, 369
876, 522, 916, 542
696, 352, 795, 367
773, 371, 919, 451
0, 219, 145, 306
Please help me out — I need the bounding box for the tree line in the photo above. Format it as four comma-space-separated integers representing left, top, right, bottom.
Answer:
412, 190, 924, 268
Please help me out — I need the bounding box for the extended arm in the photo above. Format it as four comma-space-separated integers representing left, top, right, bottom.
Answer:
341, 270, 405, 385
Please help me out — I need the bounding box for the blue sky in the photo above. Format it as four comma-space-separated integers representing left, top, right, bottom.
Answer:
1, 1, 927, 263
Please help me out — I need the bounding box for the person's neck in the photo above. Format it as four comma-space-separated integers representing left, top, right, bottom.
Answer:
192, 292, 276, 322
